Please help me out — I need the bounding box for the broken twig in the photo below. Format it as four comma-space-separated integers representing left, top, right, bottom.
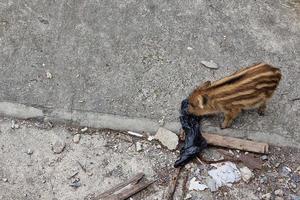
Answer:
163, 167, 182, 200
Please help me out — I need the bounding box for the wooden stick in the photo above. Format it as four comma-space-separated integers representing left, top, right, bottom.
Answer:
202, 132, 269, 154
96, 173, 144, 199
162, 167, 182, 200
106, 180, 156, 200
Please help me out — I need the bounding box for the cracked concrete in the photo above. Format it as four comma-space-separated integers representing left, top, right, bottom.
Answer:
1, 1, 300, 145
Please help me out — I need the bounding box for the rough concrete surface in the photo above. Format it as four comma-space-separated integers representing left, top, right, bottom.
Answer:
1, 118, 300, 200
1, 0, 300, 144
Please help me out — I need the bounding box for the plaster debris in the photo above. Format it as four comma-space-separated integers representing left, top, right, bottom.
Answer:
136, 142, 143, 152
52, 140, 66, 154
46, 71, 53, 79
81, 127, 88, 133
188, 177, 208, 191
208, 162, 241, 190
73, 134, 81, 143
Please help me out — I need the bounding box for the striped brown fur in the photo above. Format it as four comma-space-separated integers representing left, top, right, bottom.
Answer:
188, 63, 281, 128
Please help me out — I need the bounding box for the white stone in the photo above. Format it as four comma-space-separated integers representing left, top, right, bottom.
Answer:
154, 128, 178, 150
240, 166, 253, 183
188, 177, 208, 191
275, 189, 283, 196
46, 71, 52, 79
201, 60, 219, 69
261, 193, 271, 200
52, 140, 66, 154
80, 127, 88, 132
136, 142, 143, 152
73, 134, 81, 144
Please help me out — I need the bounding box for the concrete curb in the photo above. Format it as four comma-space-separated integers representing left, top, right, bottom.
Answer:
1, 101, 299, 148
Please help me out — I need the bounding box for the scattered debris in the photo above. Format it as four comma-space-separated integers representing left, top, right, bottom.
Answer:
240, 166, 253, 183
127, 131, 144, 138
154, 128, 178, 150
208, 162, 241, 190
81, 127, 88, 133
11, 120, 20, 129
188, 177, 208, 191
2, 178, 8, 182
274, 189, 284, 196
73, 134, 81, 144
136, 142, 143, 152
70, 179, 81, 188
94, 173, 155, 200
46, 71, 53, 79
52, 140, 66, 154
201, 60, 219, 69
184, 194, 192, 199
87, 172, 93, 176
187, 47, 193, 50
261, 193, 272, 200
68, 172, 79, 179
26, 149, 33, 155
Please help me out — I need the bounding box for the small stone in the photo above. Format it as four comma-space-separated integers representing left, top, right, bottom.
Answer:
69, 179, 81, 188
42, 63, 45, 67
201, 60, 219, 69
188, 177, 208, 191
261, 193, 271, 200
281, 166, 292, 176
26, 149, 33, 155
184, 194, 192, 200
261, 155, 268, 160
296, 166, 300, 172
290, 194, 300, 200
274, 189, 283, 196
156, 145, 162, 149
260, 176, 267, 184
275, 163, 281, 168
147, 136, 154, 141
240, 166, 253, 183
290, 182, 297, 189
136, 142, 143, 152
80, 127, 88, 132
87, 172, 93, 176
73, 134, 81, 144
52, 140, 66, 154
2, 178, 8, 182
11, 120, 20, 129
257, 187, 261, 191
154, 128, 178, 150
46, 71, 53, 79
187, 47, 193, 50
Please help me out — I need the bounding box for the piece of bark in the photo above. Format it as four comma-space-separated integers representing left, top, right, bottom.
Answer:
202, 133, 269, 154
96, 173, 144, 199
163, 167, 182, 200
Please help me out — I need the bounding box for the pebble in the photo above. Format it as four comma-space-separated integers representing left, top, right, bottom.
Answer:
275, 163, 281, 168
290, 182, 297, 189
87, 172, 93, 176
260, 176, 268, 184
69, 179, 81, 188
11, 120, 20, 129
80, 127, 88, 133
281, 166, 292, 176
290, 194, 300, 200
2, 178, 8, 182
274, 189, 283, 196
52, 140, 66, 154
187, 47, 193, 50
206, 177, 217, 192
184, 194, 192, 199
296, 166, 300, 172
46, 71, 53, 79
201, 60, 219, 69
154, 128, 178, 150
26, 149, 33, 155
261, 193, 271, 200
136, 142, 143, 152
73, 134, 81, 144
261, 155, 268, 160
240, 166, 253, 183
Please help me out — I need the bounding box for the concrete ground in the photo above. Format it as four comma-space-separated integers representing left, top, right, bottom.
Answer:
1, 118, 300, 200
1, 0, 300, 145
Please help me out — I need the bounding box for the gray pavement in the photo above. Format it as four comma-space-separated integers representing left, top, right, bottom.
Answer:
1, 1, 300, 144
